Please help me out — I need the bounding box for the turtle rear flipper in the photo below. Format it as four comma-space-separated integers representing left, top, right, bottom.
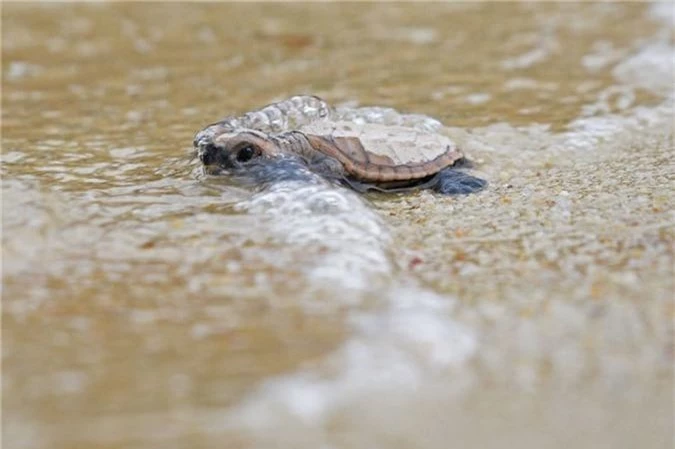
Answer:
432, 168, 487, 195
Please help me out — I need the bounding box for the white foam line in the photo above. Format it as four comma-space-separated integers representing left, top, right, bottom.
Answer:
238, 181, 394, 293
224, 291, 476, 440
224, 182, 478, 444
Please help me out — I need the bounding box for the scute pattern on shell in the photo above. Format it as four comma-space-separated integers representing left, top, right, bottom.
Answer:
298, 120, 457, 166
194, 96, 333, 148
194, 95, 447, 150
334, 106, 443, 133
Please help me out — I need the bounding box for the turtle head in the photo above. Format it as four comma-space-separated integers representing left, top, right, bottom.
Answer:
197, 130, 318, 185
198, 130, 281, 174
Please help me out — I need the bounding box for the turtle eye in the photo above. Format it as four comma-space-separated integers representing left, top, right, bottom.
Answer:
235, 145, 258, 163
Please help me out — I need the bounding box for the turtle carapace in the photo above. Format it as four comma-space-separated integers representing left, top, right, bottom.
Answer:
195, 97, 486, 195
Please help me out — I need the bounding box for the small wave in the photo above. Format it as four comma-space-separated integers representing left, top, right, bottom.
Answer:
220, 179, 478, 445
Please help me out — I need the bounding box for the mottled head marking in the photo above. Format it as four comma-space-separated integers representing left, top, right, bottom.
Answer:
197, 129, 282, 170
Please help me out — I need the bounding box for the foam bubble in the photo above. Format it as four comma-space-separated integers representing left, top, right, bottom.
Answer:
237, 181, 393, 293
222, 288, 477, 444
223, 180, 478, 444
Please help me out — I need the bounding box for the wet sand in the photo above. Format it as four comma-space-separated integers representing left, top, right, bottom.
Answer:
2, 3, 673, 449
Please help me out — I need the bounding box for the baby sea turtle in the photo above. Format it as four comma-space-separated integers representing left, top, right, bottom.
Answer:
194, 96, 486, 195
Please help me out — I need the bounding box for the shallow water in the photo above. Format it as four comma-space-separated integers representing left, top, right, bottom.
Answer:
2, 3, 674, 449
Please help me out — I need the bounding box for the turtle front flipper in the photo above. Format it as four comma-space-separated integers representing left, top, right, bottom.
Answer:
432, 168, 487, 195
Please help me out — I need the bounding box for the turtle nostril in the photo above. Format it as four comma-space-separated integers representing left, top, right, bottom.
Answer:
199, 143, 218, 165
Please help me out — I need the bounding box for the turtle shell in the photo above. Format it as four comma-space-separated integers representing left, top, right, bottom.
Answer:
297, 120, 464, 183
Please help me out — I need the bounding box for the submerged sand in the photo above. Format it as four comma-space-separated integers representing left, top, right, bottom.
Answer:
2, 3, 673, 449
